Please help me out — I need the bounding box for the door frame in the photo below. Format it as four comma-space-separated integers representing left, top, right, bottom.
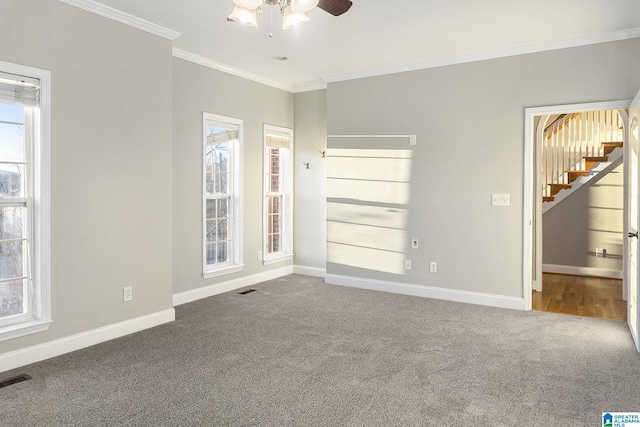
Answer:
523, 100, 632, 311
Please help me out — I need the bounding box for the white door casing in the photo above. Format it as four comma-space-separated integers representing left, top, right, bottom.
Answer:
627, 90, 640, 352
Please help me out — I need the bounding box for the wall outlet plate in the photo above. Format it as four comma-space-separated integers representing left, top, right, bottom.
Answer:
123, 286, 132, 302
491, 193, 510, 206
429, 262, 437, 273
411, 238, 419, 249
404, 259, 412, 270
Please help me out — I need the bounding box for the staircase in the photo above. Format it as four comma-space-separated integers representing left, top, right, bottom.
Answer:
542, 110, 624, 204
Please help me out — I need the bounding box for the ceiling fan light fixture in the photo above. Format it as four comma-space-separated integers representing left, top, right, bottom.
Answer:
227, 5, 258, 27
232, 0, 262, 9
290, 0, 319, 13
282, 6, 309, 30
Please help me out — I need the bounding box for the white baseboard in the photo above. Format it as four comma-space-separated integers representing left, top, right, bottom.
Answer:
0, 308, 175, 373
542, 263, 623, 279
325, 274, 524, 310
172, 265, 294, 306
293, 265, 326, 278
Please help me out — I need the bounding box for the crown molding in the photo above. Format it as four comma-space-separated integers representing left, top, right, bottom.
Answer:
293, 81, 328, 93
324, 27, 640, 84
59, 0, 181, 40
172, 48, 294, 93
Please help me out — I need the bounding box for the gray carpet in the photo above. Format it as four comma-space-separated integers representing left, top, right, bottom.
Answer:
2, 274, 639, 426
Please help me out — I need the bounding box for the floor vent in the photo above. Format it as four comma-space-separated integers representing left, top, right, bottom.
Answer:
0, 374, 32, 389
238, 289, 257, 295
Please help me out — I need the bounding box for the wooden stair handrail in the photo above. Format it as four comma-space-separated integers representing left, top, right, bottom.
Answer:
545, 113, 579, 139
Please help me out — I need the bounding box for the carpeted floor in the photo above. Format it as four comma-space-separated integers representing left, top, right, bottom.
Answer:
2, 274, 639, 426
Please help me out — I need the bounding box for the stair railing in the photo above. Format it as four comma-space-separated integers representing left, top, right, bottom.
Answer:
542, 110, 623, 199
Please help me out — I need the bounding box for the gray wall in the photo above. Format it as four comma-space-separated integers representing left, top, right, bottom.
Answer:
172, 59, 294, 295
326, 39, 640, 298
0, 0, 173, 353
293, 90, 327, 270
1, 0, 639, 362
543, 161, 624, 270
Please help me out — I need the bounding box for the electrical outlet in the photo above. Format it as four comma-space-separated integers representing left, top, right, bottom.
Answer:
257, 251, 262, 261
404, 260, 412, 270
123, 286, 132, 302
430, 262, 437, 273
411, 238, 419, 250
595, 248, 607, 258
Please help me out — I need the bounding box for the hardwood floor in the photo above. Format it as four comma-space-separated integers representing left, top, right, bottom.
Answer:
532, 273, 627, 321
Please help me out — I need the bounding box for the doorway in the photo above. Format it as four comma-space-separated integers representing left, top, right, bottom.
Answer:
523, 101, 631, 315
534, 108, 626, 320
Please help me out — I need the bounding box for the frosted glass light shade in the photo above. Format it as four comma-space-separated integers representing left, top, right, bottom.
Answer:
233, 0, 262, 9
282, 6, 309, 30
291, 0, 319, 13
228, 5, 258, 26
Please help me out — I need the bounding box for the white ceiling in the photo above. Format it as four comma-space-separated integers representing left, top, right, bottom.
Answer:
70, 0, 640, 91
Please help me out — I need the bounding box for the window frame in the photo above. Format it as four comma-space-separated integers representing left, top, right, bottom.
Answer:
0, 61, 51, 342
262, 124, 293, 265
202, 113, 243, 278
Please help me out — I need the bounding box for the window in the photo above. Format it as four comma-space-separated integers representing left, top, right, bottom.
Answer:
263, 125, 293, 264
203, 113, 243, 278
0, 62, 50, 342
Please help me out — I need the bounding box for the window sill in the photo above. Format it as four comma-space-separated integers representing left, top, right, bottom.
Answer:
263, 254, 293, 266
0, 319, 52, 343
202, 264, 244, 279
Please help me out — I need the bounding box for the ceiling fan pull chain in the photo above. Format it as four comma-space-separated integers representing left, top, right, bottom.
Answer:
269, 7, 274, 37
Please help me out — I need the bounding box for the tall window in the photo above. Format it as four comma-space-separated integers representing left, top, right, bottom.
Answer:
263, 125, 293, 264
203, 113, 242, 278
0, 63, 50, 341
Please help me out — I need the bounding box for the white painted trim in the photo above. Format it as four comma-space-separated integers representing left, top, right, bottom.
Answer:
202, 113, 244, 279
0, 61, 52, 342
327, 134, 416, 138
0, 308, 175, 373
293, 81, 328, 93
325, 274, 524, 311
524, 100, 632, 312
293, 265, 326, 278
263, 255, 294, 266
324, 28, 640, 84
173, 48, 293, 93
0, 320, 53, 343
523, 109, 536, 309
263, 124, 294, 266
202, 265, 244, 279
543, 264, 623, 279
59, 0, 180, 40
526, 100, 632, 116
532, 113, 548, 293
173, 265, 294, 306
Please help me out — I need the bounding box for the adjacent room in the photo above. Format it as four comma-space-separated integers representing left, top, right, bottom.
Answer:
1, 0, 640, 425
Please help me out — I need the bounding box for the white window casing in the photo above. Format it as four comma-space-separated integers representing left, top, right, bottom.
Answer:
263, 124, 293, 265
202, 113, 243, 278
0, 61, 51, 342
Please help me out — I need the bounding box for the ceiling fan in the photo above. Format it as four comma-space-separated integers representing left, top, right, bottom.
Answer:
228, 0, 353, 30
316, 0, 353, 16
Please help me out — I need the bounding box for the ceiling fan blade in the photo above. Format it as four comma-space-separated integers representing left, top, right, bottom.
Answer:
317, 0, 353, 16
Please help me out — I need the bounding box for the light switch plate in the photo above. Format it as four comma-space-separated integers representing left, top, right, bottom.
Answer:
491, 193, 510, 206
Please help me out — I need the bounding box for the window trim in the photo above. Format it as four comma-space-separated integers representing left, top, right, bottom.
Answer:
0, 61, 51, 342
202, 112, 243, 278
262, 124, 293, 265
